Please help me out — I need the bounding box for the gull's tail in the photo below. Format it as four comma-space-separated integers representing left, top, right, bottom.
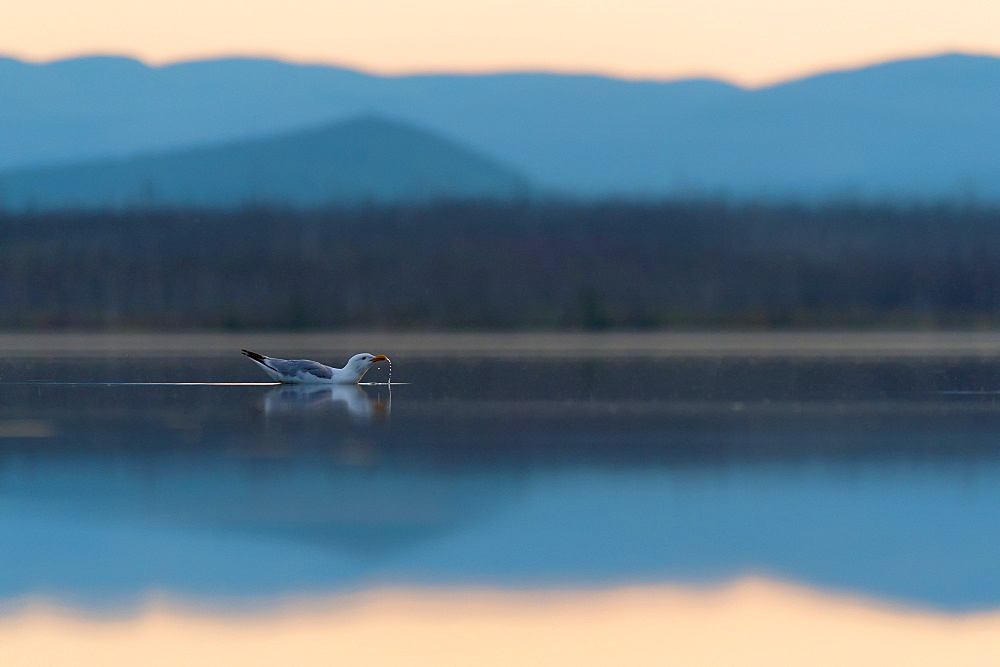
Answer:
241, 349, 267, 363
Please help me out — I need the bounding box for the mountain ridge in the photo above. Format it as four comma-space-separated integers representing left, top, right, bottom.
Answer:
2, 52, 999, 201
0, 115, 530, 209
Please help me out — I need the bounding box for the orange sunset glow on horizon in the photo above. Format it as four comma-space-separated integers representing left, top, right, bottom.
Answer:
5, 0, 1000, 86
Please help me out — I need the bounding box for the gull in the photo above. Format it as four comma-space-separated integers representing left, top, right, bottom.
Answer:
242, 350, 389, 384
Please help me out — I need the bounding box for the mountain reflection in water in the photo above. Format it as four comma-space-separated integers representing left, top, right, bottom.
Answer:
0, 354, 997, 612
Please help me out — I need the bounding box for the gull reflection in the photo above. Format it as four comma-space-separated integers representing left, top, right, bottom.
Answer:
260, 384, 388, 422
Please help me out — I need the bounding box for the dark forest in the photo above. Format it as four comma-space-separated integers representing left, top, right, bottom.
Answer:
3, 199, 1000, 330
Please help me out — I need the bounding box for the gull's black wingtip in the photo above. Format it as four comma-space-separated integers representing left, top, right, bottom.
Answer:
241, 349, 267, 362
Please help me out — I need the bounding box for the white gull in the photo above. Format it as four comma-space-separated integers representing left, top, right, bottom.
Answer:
242, 349, 389, 384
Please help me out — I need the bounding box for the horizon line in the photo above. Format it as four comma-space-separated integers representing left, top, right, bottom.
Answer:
3, 48, 999, 90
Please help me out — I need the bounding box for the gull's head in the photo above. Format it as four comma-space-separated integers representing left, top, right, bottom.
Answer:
346, 353, 390, 379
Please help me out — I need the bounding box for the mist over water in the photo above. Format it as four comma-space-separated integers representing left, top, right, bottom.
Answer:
0, 350, 998, 613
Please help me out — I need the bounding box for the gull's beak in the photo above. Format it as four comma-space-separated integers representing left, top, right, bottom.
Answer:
370, 355, 389, 363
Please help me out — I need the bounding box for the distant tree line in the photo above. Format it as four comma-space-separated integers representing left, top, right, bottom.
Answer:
2, 199, 1000, 330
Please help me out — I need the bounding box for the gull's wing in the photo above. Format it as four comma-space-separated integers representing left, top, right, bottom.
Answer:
264, 358, 335, 380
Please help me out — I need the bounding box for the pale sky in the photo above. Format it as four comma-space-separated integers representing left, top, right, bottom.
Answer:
6, 0, 1000, 85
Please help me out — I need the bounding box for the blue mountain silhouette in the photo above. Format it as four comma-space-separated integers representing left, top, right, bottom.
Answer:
0, 116, 529, 208
1, 52, 998, 202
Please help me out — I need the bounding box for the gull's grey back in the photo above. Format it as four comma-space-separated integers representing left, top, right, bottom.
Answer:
268, 358, 334, 380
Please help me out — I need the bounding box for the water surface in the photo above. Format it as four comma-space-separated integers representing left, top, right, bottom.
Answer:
0, 352, 998, 612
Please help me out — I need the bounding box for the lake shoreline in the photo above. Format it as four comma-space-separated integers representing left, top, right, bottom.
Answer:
2, 330, 1000, 358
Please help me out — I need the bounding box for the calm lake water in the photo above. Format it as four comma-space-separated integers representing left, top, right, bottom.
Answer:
0, 351, 998, 612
